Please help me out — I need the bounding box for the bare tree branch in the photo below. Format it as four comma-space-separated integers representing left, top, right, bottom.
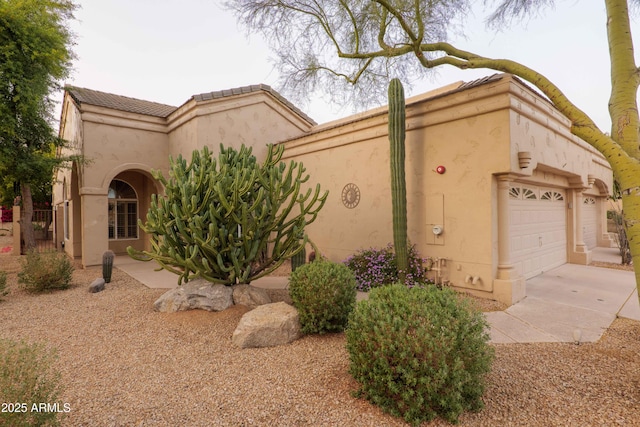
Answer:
485, 0, 556, 28
226, 0, 469, 108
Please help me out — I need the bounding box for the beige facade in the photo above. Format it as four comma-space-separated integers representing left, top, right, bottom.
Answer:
277, 74, 613, 305
54, 85, 314, 267
54, 74, 614, 306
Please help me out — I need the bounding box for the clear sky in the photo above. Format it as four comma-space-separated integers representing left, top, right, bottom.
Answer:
62, 1, 635, 131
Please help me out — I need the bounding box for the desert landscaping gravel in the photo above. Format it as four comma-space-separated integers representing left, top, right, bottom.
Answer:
1, 238, 639, 426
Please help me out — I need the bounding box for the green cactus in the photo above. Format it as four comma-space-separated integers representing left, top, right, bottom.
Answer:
291, 244, 306, 272
388, 78, 408, 283
102, 250, 115, 283
127, 143, 328, 286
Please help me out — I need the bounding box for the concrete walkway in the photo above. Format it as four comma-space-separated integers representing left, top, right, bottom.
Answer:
115, 248, 640, 344
114, 256, 290, 290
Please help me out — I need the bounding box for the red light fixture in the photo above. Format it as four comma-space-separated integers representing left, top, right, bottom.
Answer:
436, 165, 446, 174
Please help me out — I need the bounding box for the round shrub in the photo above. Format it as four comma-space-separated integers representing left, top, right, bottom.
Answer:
288, 259, 357, 334
0, 338, 64, 427
344, 244, 430, 291
345, 284, 494, 425
0, 270, 7, 300
18, 251, 73, 293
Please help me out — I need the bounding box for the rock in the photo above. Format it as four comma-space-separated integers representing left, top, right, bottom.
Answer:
233, 284, 272, 309
89, 278, 105, 293
153, 279, 233, 312
232, 302, 301, 348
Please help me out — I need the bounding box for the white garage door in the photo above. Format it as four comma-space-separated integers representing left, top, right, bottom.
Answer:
582, 196, 598, 249
509, 185, 567, 279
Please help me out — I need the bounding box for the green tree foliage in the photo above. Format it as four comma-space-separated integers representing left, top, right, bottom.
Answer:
128, 144, 328, 285
229, 0, 640, 302
0, 0, 76, 250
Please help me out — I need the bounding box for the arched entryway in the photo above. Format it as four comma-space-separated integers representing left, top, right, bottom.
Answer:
107, 170, 161, 255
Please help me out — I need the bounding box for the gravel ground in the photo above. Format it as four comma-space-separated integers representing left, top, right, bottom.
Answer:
1, 235, 639, 426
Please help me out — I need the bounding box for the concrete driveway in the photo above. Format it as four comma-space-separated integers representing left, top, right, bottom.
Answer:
486, 263, 640, 344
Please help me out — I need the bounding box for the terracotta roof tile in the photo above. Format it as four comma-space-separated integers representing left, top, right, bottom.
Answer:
457, 73, 504, 90
65, 87, 178, 118
65, 84, 315, 125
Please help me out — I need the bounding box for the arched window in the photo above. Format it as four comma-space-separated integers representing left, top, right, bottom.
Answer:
108, 180, 138, 240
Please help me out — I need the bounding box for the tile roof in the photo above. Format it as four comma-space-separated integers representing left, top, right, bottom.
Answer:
65, 84, 316, 125
192, 84, 316, 125
456, 73, 504, 91
66, 86, 178, 118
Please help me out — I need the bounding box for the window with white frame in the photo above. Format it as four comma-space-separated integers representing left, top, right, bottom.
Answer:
108, 180, 138, 240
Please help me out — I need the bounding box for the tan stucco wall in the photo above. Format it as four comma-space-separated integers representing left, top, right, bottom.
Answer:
281, 81, 515, 297
167, 92, 312, 162
57, 89, 313, 267
79, 112, 170, 190
280, 74, 613, 304
507, 82, 613, 190
54, 96, 84, 257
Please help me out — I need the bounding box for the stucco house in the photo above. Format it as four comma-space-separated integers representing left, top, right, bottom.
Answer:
53, 73, 614, 305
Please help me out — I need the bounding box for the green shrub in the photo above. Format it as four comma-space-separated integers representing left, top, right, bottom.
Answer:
345, 284, 494, 425
0, 271, 7, 300
289, 259, 357, 334
18, 251, 73, 293
0, 338, 64, 427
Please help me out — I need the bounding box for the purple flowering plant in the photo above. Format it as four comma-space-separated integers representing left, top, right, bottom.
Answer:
343, 243, 432, 291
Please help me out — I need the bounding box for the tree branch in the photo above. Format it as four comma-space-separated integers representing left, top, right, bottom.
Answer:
417, 42, 625, 164
606, 0, 640, 158
377, 7, 392, 50
372, 0, 418, 42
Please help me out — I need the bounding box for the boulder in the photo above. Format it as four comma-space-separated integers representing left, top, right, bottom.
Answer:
153, 279, 233, 312
232, 302, 301, 348
232, 284, 271, 309
88, 278, 105, 293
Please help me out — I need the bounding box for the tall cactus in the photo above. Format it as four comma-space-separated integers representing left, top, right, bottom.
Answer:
127, 143, 328, 286
388, 78, 408, 283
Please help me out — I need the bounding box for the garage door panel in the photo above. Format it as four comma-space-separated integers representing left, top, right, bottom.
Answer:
509, 185, 567, 279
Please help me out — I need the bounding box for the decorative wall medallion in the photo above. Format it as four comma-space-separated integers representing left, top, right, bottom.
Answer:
342, 183, 360, 209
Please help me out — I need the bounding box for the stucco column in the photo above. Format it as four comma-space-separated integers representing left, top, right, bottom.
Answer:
493, 174, 526, 305
80, 188, 109, 267
574, 190, 586, 252
597, 197, 615, 247
496, 176, 515, 279
569, 188, 591, 264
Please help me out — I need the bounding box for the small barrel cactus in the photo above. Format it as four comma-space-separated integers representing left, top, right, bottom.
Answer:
291, 245, 306, 272
102, 250, 115, 283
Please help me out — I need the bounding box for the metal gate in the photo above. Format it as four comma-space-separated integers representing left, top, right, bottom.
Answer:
22, 209, 56, 253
